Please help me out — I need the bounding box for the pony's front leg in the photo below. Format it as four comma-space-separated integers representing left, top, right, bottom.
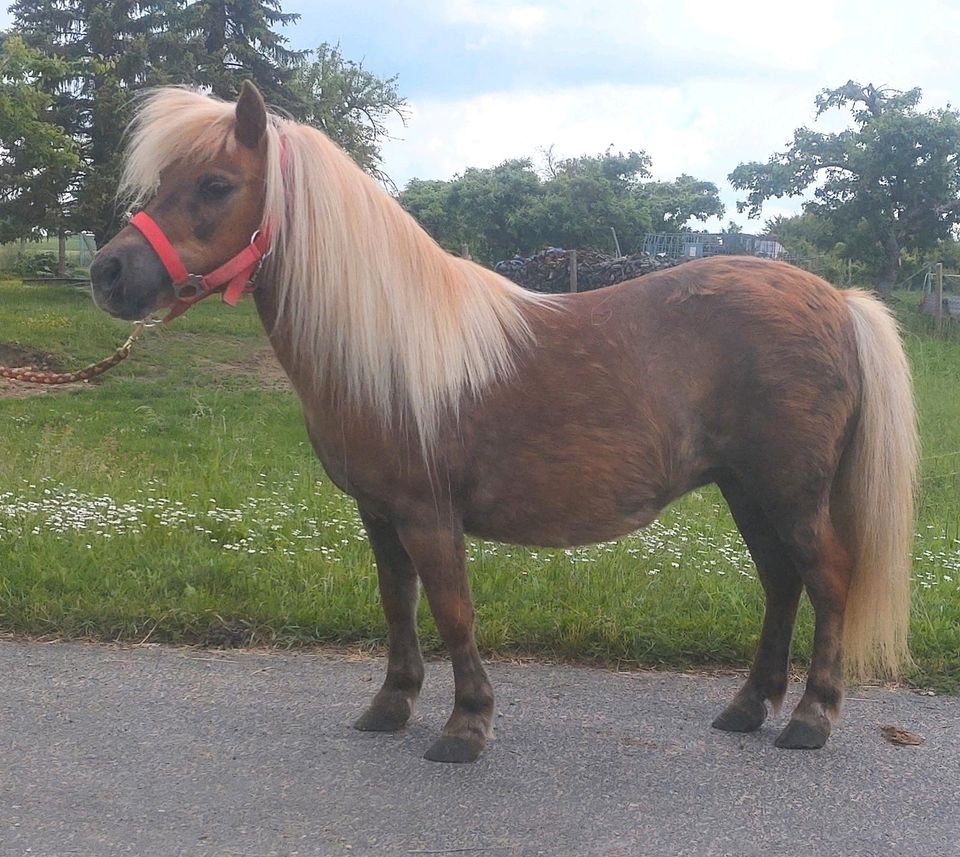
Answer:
353, 508, 425, 732
397, 520, 493, 763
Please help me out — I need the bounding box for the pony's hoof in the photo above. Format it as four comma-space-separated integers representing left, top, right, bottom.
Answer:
712, 697, 767, 733
775, 717, 830, 749
353, 702, 411, 733
423, 735, 484, 763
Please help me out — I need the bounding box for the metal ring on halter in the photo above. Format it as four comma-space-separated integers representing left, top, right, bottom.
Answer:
172, 273, 208, 300
254, 228, 274, 257
245, 229, 272, 291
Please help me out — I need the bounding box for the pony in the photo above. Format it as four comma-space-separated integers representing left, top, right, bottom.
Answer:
90, 82, 918, 763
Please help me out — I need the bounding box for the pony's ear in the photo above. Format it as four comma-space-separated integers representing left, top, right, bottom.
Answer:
235, 80, 267, 149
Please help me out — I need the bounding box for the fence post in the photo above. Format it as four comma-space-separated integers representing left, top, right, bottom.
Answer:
936, 261, 944, 334
569, 249, 578, 293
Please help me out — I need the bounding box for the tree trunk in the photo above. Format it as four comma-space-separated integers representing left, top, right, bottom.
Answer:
57, 229, 67, 276
876, 229, 901, 295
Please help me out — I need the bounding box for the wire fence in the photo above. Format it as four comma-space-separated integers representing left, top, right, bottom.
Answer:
0, 233, 97, 275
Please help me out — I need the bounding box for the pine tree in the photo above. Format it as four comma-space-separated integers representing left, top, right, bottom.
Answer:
188, 0, 306, 115
3, 2, 408, 242
0, 33, 79, 248
10, 0, 201, 243
7, 0, 306, 243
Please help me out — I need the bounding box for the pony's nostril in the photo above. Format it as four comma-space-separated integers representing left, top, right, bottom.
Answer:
104, 257, 122, 288
91, 255, 123, 294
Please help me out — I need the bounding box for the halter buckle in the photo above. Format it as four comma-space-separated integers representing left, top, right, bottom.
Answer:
243, 229, 272, 293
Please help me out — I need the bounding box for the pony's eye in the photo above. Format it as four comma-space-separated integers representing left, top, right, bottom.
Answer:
198, 176, 234, 201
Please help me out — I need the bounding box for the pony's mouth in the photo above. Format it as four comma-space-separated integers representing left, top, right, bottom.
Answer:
90, 283, 165, 322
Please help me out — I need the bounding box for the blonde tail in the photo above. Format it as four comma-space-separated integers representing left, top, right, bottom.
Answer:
836, 290, 918, 680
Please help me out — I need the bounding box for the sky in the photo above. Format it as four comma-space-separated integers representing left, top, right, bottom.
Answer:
3, 0, 959, 231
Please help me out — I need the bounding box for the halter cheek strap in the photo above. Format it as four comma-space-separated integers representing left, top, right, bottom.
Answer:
129, 211, 271, 322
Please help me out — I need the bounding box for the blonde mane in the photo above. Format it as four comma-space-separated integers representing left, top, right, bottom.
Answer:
120, 88, 553, 450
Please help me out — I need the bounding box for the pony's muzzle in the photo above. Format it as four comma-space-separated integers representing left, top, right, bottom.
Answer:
90, 231, 172, 321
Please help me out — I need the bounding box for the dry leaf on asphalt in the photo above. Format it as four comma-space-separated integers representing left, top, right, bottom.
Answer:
880, 725, 924, 746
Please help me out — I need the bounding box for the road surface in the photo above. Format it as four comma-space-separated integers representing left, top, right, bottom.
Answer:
1, 640, 956, 856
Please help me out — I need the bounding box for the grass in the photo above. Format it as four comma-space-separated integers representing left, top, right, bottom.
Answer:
2, 279, 959, 691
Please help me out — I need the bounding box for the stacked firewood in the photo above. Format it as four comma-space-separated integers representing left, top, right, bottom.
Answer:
494, 248, 684, 293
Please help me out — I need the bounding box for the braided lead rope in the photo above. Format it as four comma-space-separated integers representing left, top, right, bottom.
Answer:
0, 320, 154, 386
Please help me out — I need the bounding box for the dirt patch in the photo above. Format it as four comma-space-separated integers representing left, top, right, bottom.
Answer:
0, 342, 61, 371
207, 346, 291, 391
242, 347, 290, 390
0, 342, 78, 400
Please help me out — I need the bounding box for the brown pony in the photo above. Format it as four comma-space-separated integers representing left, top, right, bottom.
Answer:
91, 82, 918, 763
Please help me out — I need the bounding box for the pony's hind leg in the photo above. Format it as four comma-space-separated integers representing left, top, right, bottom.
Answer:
774, 512, 852, 749
713, 477, 803, 733
396, 520, 494, 763
353, 508, 425, 733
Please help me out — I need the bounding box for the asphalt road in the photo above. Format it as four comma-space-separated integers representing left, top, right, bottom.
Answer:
0, 640, 957, 857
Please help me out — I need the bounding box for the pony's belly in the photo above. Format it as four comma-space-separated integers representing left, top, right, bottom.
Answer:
463, 503, 661, 549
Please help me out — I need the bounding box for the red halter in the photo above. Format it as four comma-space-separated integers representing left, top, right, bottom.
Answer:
129, 211, 271, 322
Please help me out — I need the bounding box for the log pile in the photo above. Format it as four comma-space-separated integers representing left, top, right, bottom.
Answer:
494, 248, 684, 293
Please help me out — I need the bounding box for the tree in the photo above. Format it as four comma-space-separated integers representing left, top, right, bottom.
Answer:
400, 178, 465, 251
7, 0, 310, 244
637, 174, 724, 231
730, 81, 960, 291
764, 211, 875, 284
401, 159, 545, 262
447, 159, 544, 262
10, 0, 206, 243
400, 148, 722, 265
6, 3, 409, 242
399, 150, 723, 264
0, 33, 79, 254
290, 43, 407, 186
521, 149, 652, 254
188, 0, 305, 116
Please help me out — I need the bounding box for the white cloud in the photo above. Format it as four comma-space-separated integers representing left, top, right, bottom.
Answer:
442, 0, 547, 31
379, 0, 960, 228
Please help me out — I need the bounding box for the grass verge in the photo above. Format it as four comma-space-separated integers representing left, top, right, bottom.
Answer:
2, 280, 959, 691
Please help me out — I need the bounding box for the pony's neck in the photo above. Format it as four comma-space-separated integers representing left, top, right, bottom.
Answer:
260, 123, 551, 449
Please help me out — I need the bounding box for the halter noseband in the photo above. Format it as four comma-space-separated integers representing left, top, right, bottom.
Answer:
129, 210, 271, 322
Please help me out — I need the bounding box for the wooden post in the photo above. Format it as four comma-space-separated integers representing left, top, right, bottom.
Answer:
610, 227, 622, 258
569, 249, 578, 293
936, 262, 945, 334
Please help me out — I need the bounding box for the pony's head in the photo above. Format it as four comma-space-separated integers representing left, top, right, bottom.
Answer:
91, 82, 274, 320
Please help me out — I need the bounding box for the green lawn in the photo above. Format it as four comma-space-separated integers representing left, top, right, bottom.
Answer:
2, 279, 959, 690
